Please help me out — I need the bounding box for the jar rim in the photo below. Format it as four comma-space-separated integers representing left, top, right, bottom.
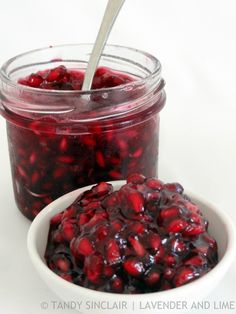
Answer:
0, 43, 161, 96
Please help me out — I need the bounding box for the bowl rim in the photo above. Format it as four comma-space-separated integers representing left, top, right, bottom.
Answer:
27, 180, 236, 299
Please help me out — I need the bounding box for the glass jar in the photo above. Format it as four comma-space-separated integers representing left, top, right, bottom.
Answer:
0, 44, 166, 220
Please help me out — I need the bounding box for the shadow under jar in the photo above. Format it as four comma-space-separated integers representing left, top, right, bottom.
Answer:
0, 44, 166, 220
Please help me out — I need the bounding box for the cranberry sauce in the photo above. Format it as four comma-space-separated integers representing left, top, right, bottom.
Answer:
45, 174, 218, 294
6, 66, 162, 220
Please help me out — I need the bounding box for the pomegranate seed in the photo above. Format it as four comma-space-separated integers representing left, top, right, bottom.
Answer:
185, 202, 200, 213
50, 212, 63, 225
55, 257, 71, 272
103, 193, 118, 210
61, 221, 77, 241
160, 207, 180, 220
106, 74, 126, 87
189, 213, 202, 224
27, 74, 43, 87
31, 171, 40, 184
128, 236, 146, 257
123, 258, 144, 277
44, 197, 53, 205
111, 276, 124, 292
82, 135, 96, 147
145, 268, 161, 286
52, 230, 63, 243
96, 151, 106, 168
164, 183, 184, 194
129, 222, 145, 234
18, 78, 28, 86
203, 235, 217, 248
174, 267, 196, 287
184, 255, 207, 267
183, 225, 205, 236
62, 207, 76, 220
130, 147, 143, 158
108, 170, 122, 179
146, 178, 163, 190
107, 239, 121, 264
83, 200, 101, 211
96, 225, 109, 240
72, 237, 94, 256
110, 156, 121, 165
127, 173, 146, 184
167, 219, 188, 233
84, 253, 103, 284
78, 213, 90, 225
154, 246, 165, 263
171, 239, 187, 253
85, 212, 108, 229
164, 268, 175, 280
59, 137, 68, 152
127, 191, 144, 213
94, 66, 109, 77
117, 139, 128, 151
104, 265, 115, 277
92, 182, 112, 196
164, 255, 176, 266
29, 152, 37, 164
17, 166, 27, 179
149, 233, 161, 251
162, 281, 172, 290
111, 220, 123, 232
146, 191, 160, 202
57, 155, 75, 164
53, 168, 65, 179
46, 66, 66, 82
59, 273, 72, 282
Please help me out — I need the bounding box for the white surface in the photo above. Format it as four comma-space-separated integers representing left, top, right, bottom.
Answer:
0, 0, 236, 313
27, 181, 236, 314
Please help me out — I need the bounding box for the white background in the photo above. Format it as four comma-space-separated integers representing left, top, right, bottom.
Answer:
0, 0, 236, 313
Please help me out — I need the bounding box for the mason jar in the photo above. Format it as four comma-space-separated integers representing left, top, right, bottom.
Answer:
0, 44, 166, 220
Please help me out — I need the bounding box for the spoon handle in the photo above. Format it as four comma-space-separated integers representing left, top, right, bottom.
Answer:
82, 0, 126, 91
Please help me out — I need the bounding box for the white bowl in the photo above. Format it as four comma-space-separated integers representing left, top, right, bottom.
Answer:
27, 181, 236, 314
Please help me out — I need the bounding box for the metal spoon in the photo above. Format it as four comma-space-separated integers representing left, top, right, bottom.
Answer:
82, 0, 126, 91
